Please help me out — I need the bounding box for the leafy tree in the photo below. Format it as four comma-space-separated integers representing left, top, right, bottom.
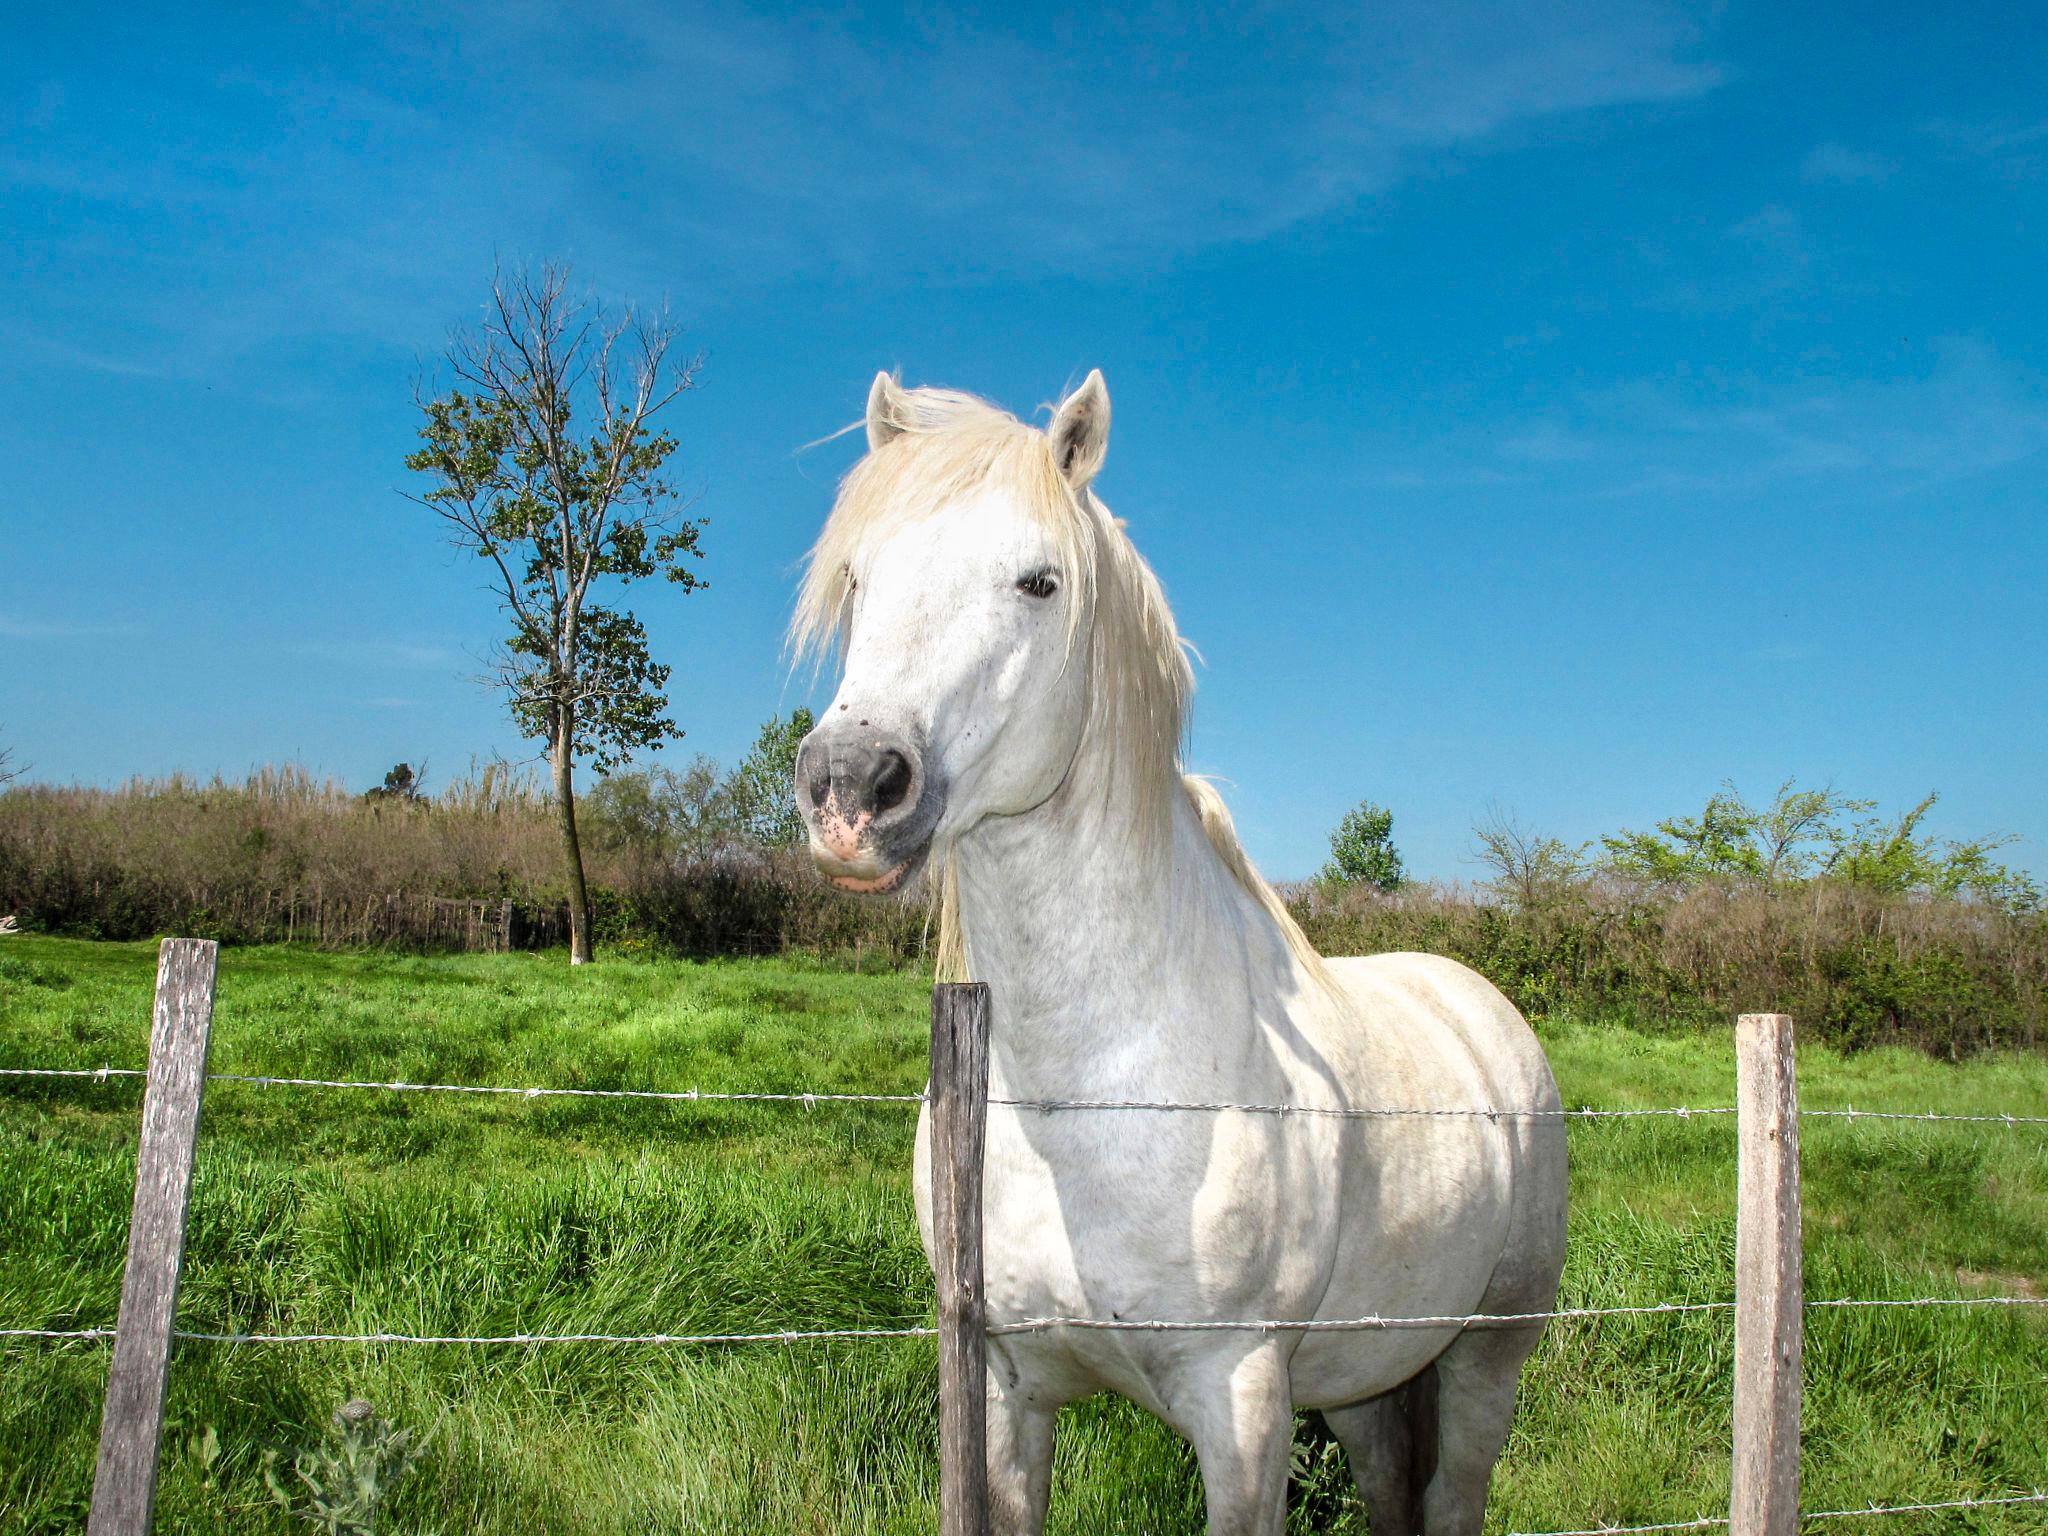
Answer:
1602, 779, 1871, 886
1598, 780, 2039, 914
725, 709, 816, 849
1825, 792, 2035, 909
1320, 800, 1405, 891
405, 264, 705, 964
364, 762, 427, 804
581, 757, 738, 862
1601, 790, 1765, 885
1750, 779, 1872, 880
1471, 806, 1588, 906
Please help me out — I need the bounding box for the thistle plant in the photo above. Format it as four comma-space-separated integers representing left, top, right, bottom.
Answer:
262, 1398, 433, 1535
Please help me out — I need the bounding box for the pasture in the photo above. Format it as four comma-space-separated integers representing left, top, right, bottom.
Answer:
2, 937, 2045, 1534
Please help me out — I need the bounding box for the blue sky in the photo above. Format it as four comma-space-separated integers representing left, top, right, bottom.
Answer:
4, 0, 2044, 881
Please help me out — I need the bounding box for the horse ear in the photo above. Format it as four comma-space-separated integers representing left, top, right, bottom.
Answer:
1048, 370, 1111, 491
866, 371, 908, 452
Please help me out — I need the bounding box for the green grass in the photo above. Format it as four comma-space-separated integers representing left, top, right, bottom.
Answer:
1, 937, 2044, 1534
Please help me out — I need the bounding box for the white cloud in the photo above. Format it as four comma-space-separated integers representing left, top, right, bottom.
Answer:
1924, 117, 2048, 180
1800, 142, 1897, 185
538, 0, 1723, 270
8, 0, 1728, 383
1650, 203, 1813, 312
0, 613, 138, 641
294, 640, 463, 671
1374, 337, 2048, 505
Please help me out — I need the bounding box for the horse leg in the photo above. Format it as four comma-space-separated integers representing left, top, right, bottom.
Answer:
1324, 1361, 1438, 1536
1169, 1342, 1295, 1536
985, 1368, 1056, 1535
1417, 1326, 1543, 1536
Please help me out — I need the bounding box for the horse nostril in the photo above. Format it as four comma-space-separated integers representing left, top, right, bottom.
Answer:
871, 749, 914, 816
796, 740, 831, 814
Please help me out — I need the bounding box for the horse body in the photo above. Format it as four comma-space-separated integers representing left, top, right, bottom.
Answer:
795, 372, 1566, 1534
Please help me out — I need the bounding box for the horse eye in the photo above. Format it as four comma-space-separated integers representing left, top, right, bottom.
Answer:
1016, 569, 1060, 600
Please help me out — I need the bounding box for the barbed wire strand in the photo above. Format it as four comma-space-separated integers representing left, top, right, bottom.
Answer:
988, 1294, 2048, 1335
1807, 1295, 2048, 1312
1804, 1489, 2048, 1521
1510, 1517, 1729, 1536
1509, 1488, 2048, 1536
1, 1324, 937, 1345
5, 1294, 2040, 1350
1801, 1107, 2048, 1125
990, 1097, 1738, 1120
5, 1067, 2043, 1124
0, 1067, 921, 1106
990, 1301, 1734, 1335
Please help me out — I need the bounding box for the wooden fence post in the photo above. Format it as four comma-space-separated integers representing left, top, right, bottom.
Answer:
929, 982, 992, 1536
1731, 1012, 1801, 1536
88, 939, 220, 1536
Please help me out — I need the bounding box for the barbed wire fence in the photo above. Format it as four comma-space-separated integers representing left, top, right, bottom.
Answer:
3, 943, 2045, 1535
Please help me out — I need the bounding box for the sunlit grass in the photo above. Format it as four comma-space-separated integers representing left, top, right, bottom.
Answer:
1, 938, 2043, 1533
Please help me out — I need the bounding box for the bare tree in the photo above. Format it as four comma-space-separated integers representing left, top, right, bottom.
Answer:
405, 264, 705, 964
1472, 804, 1588, 906
0, 731, 24, 790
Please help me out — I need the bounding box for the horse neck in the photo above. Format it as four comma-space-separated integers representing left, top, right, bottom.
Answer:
948, 736, 1288, 1098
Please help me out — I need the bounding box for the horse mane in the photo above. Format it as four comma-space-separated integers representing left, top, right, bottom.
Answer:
791, 382, 1328, 988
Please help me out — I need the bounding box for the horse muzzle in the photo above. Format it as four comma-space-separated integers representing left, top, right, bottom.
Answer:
794, 723, 943, 893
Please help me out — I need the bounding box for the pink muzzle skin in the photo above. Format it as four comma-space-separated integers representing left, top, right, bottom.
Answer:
810, 795, 909, 892
812, 798, 873, 863
830, 864, 909, 894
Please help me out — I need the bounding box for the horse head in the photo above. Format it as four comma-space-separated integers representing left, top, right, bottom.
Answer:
791, 370, 1187, 896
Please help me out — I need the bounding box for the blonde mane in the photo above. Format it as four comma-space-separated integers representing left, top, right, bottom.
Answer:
792, 384, 1327, 986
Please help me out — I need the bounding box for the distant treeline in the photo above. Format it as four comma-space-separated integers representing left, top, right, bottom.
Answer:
0, 762, 928, 964
1, 764, 2041, 1054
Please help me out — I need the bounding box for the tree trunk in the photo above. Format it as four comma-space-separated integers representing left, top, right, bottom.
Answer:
551, 724, 595, 966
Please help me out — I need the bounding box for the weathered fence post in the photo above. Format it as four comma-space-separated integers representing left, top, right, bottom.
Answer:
929, 982, 992, 1536
88, 939, 219, 1536
1731, 1012, 1801, 1536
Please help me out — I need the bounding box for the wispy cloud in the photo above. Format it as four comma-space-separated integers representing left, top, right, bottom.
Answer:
1924, 117, 2048, 180
538, 0, 1724, 271
0, 613, 139, 641
1372, 337, 2048, 505
1498, 424, 1598, 464
1801, 142, 1897, 185
294, 640, 463, 671
5, 0, 1727, 378
1649, 203, 1815, 311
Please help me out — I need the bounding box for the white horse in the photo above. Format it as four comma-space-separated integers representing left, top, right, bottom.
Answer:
792, 372, 1567, 1536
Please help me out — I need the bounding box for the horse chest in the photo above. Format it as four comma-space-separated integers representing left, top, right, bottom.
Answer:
968, 1110, 1339, 1322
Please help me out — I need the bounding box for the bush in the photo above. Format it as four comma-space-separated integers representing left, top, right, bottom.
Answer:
1288, 877, 2046, 1055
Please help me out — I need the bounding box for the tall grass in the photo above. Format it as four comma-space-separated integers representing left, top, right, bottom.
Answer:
1, 940, 2044, 1533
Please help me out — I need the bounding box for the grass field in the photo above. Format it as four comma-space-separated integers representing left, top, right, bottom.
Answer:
2, 937, 2045, 1534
